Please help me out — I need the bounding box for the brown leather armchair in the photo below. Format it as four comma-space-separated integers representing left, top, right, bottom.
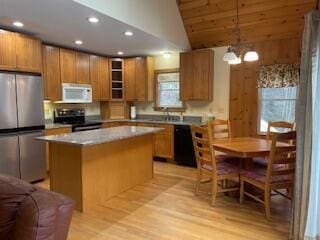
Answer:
0, 174, 74, 240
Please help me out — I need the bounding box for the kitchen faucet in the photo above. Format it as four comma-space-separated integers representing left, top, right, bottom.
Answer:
163, 107, 170, 121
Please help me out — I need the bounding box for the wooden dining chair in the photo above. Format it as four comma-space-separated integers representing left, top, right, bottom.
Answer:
207, 119, 238, 164
254, 121, 295, 167
191, 124, 239, 206
240, 131, 296, 220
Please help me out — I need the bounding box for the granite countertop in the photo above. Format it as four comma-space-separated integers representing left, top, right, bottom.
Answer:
37, 126, 163, 146
45, 123, 72, 130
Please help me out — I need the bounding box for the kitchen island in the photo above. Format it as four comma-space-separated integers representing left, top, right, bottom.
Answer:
38, 126, 162, 212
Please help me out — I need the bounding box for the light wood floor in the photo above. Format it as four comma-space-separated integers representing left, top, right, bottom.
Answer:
38, 162, 291, 240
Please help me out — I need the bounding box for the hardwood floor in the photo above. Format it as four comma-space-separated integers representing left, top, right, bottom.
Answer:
38, 162, 291, 240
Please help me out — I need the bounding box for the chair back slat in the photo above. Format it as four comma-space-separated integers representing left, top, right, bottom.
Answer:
273, 157, 296, 164
207, 119, 231, 139
272, 168, 295, 176
266, 131, 296, 184
266, 121, 295, 140
191, 125, 217, 175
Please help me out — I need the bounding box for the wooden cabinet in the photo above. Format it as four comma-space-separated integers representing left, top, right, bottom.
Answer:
124, 57, 154, 102
111, 59, 124, 100
99, 57, 110, 101
76, 52, 90, 84
180, 49, 214, 101
153, 124, 174, 159
42, 45, 61, 100
0, 29, 41, 73
89, 55, 100, 101
15, 33, 42, 73
60, 48, 76, 83
124, 58, 136, 101
0, 30, 16, 70
102, 120, 174, 160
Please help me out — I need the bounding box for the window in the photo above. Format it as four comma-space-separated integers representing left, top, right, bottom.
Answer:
155, 69, 184, 110
258, 87, 297, 133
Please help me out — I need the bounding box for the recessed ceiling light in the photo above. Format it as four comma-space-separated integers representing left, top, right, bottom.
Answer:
163, 52, 172, 59
74, 40, 83, 45
124, 31, 133, 36
88, 17, 99, 23
13, 21, 24, 27
117, 51, 124, 55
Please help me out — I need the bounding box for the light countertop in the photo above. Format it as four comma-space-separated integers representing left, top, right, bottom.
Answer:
38, 126, 163, 146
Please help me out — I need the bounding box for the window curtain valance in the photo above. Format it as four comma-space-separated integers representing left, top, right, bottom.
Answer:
257, 63, 300, 88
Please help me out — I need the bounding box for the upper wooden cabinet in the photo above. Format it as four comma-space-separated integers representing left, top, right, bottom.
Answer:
89, 55, 100, 101
76, 52, 90, 84
99, 57, 110, 101
60, 48, 76, 83
0, 29, 41, 73
180, 49, 214, 101
0, 30, 16, 71
124, 56, 154, 102
42, 45, 61, 101
124, 58, 136, 101
15, 33, 42, 73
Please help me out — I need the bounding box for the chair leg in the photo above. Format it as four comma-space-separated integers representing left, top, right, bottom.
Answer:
195, 168, 201, 195
240, 179, 244, 204
211, 179, 217, 207
264, 189, 271, 220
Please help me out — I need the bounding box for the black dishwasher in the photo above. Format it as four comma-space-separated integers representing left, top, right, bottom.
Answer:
174, 125, 197, 167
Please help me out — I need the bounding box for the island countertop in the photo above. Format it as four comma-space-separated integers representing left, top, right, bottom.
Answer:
37, 126, 163, 146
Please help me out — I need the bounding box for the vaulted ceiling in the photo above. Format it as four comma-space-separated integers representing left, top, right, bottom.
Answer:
177, 0, 317, 49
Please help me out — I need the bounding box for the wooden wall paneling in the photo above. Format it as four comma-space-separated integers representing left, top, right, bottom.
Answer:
124, 58, 136, 101
15, 33, 42, 73
60, 48, 76, 83
76, 52, 90, 84
177, 0, 316, 48
42, 45, 61, 100
135, 57, 148, 101
99, 57, 110, 101
0, 30, 16, 70
89, 55, 100, 101
229, 38, 301, 137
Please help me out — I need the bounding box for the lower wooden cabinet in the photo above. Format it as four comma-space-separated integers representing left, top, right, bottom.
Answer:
153, 124, 174, 160
134, 122, 174, 160
45, 127, 72, 171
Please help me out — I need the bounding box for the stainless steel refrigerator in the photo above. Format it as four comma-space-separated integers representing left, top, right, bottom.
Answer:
0, 73, 46, 182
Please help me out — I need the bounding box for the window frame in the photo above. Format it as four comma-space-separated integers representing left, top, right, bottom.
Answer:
154, 68, 186, 112
257, 87, 297, 134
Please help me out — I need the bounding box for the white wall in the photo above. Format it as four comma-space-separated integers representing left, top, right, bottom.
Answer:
74, 0, 190, 51
135, 47, 230, 120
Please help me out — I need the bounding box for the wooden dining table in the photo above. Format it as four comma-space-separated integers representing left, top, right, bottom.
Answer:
212, 137, 280, 168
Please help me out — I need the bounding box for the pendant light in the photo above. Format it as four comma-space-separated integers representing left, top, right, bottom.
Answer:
223, 47, 237, 62
223, 0, 259, 64
244, 50, 259, 62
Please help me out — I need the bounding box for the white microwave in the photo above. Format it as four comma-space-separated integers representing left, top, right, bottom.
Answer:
62, 83, 92, 103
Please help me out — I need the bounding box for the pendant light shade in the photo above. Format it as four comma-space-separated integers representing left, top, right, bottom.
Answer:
223, 47, 237, 62
244, 51, 259, 62
228, 56, 242, 65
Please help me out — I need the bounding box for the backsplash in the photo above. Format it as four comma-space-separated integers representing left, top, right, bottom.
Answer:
44, 101, 101, 120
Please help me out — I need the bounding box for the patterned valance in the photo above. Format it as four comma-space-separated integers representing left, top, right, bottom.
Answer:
257, 64, 300, 88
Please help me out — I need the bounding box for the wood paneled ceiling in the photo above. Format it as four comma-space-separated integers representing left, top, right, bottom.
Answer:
177, 0, 317, 49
